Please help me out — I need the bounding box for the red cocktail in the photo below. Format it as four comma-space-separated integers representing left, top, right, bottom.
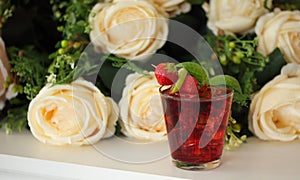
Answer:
160, 86, 233, 170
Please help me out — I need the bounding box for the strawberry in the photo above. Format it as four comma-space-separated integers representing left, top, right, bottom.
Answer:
199, 85, 211, 98
179, 75, 199, 94
154, 63, 178, 85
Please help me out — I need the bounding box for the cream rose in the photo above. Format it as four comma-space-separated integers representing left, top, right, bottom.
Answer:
28, 78, 119, 145
118, 72, 167, 141
203, 0, 272, 35
152, 0, 191, 17
0, 37, 17, 110
89, 0, 168, 60
255, 9, 300, 63
111, 0, 191, 16
249, 63, 300, 141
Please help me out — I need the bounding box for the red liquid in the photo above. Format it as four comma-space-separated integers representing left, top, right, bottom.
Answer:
160, 86, 233, 164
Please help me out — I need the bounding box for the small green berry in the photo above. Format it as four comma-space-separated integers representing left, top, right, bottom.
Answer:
18, 86, 23, 94
54, 11, 61, 18
229, 42, 235, 48
219, 54, 228, 66
58, 48, 65, 55
57, 26, 64, 32
61, 40, 69, 48
52, 5, 58, 11
232, 56, 241, 64
12, 85, 18, 93
236, 51, 245, 58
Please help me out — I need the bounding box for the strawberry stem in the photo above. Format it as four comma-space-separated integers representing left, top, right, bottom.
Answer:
151, 64, 157, 68
170, 68, 188, 94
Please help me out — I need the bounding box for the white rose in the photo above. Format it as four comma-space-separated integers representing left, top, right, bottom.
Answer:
28, 78, 119, 146
89, 0, 168, 60
203, 0, 272, 35
152, 0, 191, 17
0, 37, 17, 110
249, 63, 300, 141
112, 0, 191, 16
255, 9, 300, 63
118, 72, 167, 141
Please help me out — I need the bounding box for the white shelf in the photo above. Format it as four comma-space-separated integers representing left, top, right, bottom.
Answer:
0, 130, 300, 179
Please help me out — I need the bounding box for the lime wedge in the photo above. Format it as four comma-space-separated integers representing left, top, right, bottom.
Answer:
170, 68, 188, 94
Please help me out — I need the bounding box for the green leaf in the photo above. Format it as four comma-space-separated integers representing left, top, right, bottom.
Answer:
273, 0, 300, 10
255, 48, 286, 87
232, 92, 248, 107
178, 62, 209, 85
209, 75, 242, 93
105, 55, 149, 75
187, 0, 205, 5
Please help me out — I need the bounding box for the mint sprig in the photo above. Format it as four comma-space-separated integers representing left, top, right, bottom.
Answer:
176, 62, 209, 85
172, 62, 242, 95
209, 75, 242, 94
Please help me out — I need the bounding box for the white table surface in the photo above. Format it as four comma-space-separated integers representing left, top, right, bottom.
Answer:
0, 130, 300, 180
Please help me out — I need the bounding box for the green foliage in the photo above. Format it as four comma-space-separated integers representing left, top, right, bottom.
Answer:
4, 46, 47, 133
187, 0, 205, 5
256, 48, 286, 86
225, 116, 247, 150
104, 55, 150, 75
204, 32, 288, 149
50, 0, 98, 40
204, 33, 271, 149
48, 50, 81, 84
273, 0, 300, 10
7, 46, 50, 100
48, 0, 98, 85
0, 98, 28, 134
0, 0, 14, 28
0, 0, 59, 133
205, 34, 269, 95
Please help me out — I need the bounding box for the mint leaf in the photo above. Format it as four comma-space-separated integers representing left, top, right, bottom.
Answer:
209, 75, 242, 93
178, 62, 209, 85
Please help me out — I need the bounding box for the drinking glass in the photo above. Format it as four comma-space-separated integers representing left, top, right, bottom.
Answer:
159, 86, 233, 170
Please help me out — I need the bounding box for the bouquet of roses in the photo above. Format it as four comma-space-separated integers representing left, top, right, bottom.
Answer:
0, 0, 300, 149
